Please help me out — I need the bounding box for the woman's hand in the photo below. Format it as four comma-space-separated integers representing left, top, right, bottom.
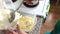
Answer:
3, 24, 27, 34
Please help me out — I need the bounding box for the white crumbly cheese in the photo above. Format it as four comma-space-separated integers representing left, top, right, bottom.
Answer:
0, 14, 4, 21
14, 12, 21, 21
0, 9, 11, 30
11, 12, 22, 26
0, 9, 22, 30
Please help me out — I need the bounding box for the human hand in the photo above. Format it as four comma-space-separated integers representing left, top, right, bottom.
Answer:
2, 24, 27, 34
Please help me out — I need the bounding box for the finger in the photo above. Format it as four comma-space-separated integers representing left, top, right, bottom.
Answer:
16, 24, 27, 34
16, 24, 20, 30
2, 30, 18, 34
16, 24, 22, 34
12, 31, 18, 34
2, 30, 13, 34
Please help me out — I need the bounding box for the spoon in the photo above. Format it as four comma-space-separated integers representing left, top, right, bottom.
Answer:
8, 0, 24, 23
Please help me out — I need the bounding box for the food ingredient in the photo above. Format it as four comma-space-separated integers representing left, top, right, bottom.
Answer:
18, 16, 34, 31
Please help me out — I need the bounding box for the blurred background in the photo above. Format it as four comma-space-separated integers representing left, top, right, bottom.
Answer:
40, 0, 60, 34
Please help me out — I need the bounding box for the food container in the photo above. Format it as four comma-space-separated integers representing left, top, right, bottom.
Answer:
18, 11, 37, 32
3, 0, 23, 10
23, 0, 39, 8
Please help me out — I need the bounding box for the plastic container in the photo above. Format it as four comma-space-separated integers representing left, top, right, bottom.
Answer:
3, 0, 23, 10
18, 11, 37, 32
23, 0, 39, 8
